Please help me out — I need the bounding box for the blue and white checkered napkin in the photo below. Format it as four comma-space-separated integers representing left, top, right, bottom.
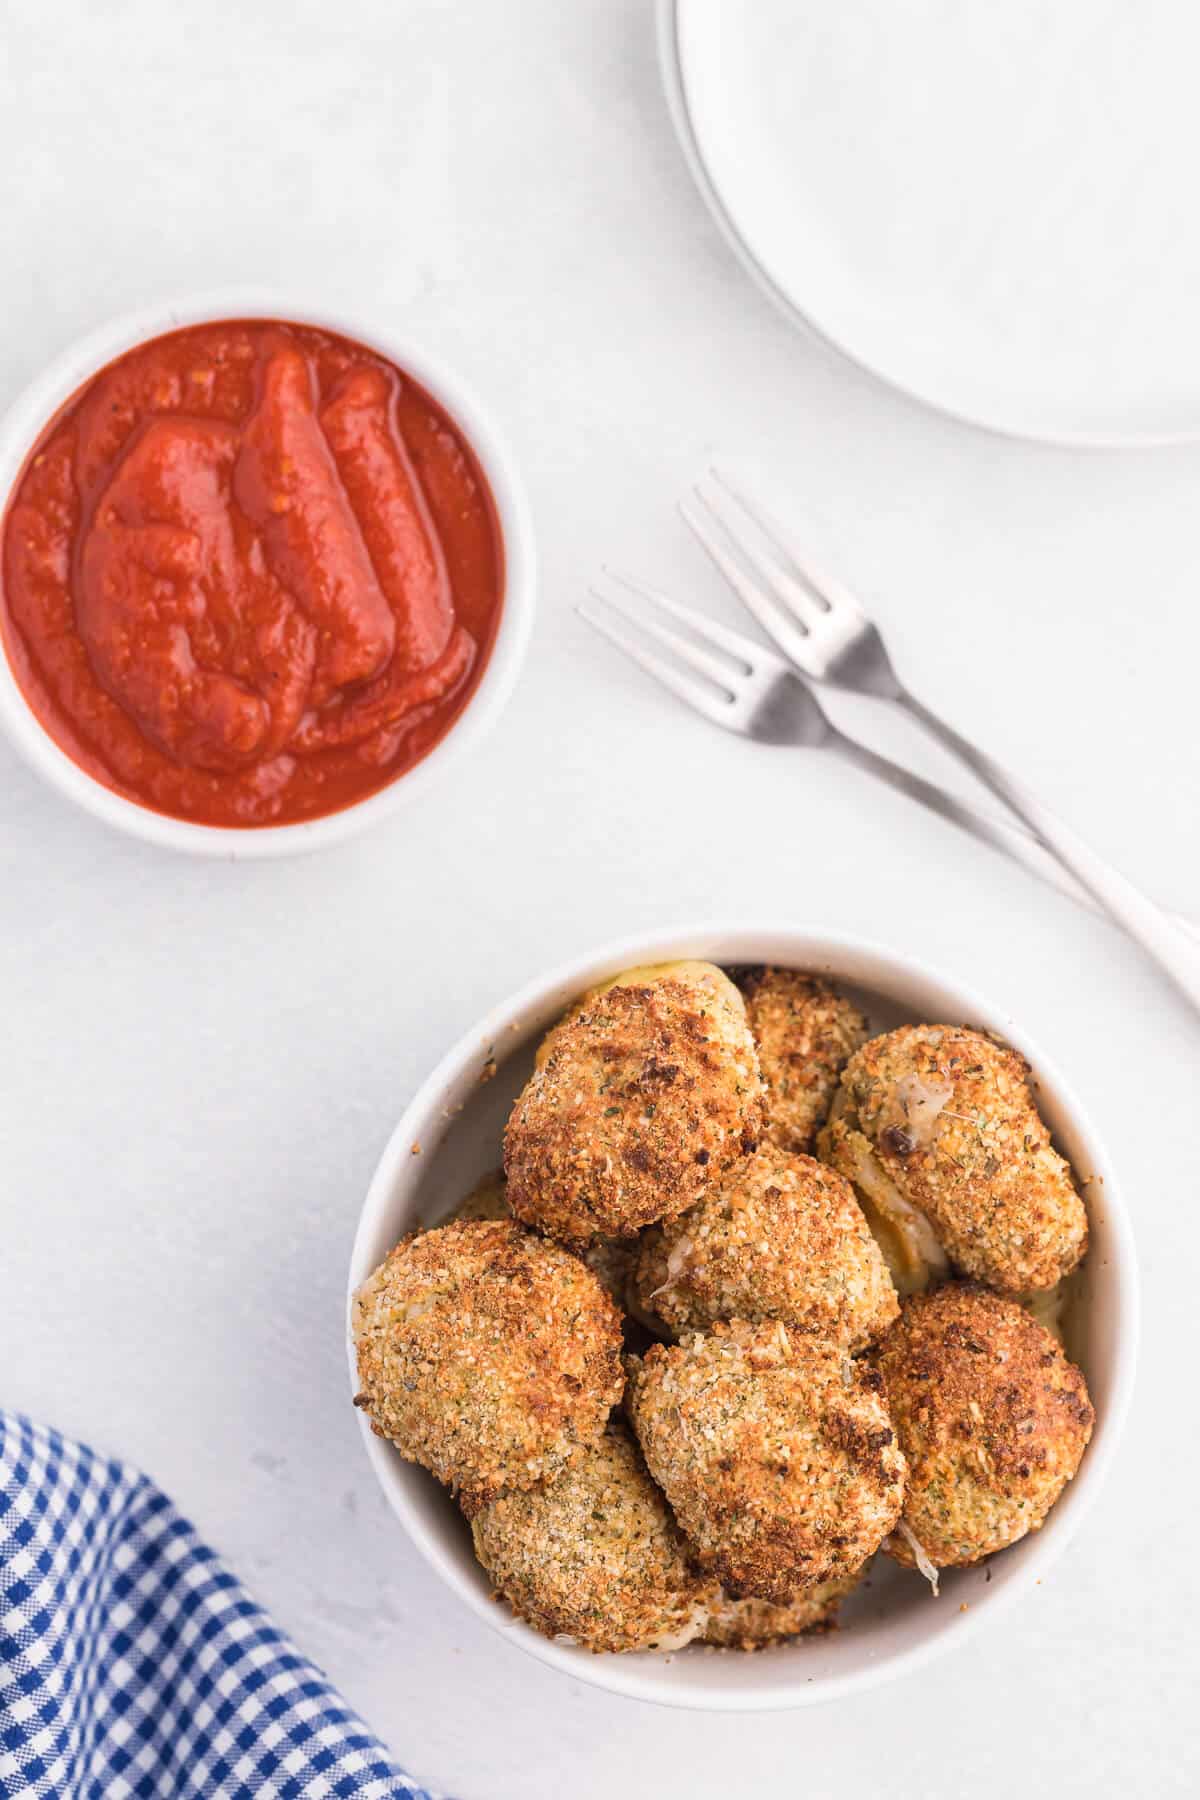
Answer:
0, 1411, 438, 1800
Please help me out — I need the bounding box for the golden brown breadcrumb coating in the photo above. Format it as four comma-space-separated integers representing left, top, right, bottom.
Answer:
734, 968, 868, 1153
874, 1284, 1094, 1569
633, 1145, 898, 1349
504, 973, 763, 1247
352, 1220, 624, 1507
821, 1025, 1087, 1294
469, 1421, 715, 1653
439, 1171, 633, 1309
545, 961, 749, 1061
702, 1564, 864, 1650
627, 1320, 906, 1604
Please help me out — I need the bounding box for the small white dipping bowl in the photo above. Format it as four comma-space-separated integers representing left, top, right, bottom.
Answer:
348, 925, 1138, 1710
0, 292, 535, 857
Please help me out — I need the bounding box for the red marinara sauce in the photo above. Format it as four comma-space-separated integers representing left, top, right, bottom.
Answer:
0, 320, 504, 827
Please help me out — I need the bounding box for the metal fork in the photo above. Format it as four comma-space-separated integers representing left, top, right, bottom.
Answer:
578, 572, 1199, 941
680, 472, 1200, 1013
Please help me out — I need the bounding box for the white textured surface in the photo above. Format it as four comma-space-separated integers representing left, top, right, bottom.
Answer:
1, 4, 1197, 1797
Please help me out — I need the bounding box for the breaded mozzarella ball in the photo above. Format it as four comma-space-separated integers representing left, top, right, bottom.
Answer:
734, 967, 868, 1152
875, 1284, 1094, 1572
627, 1320, 906, 1604
469, 1421, 715, 1653
633, 1144, 898, 1349
820, 1025, 1087, 1294
353, 1219, 624, 1507
505, 963, 763, 1247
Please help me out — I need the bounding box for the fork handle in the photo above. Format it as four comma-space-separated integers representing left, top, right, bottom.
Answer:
830, 732, 1196, 939
897, 690, 1200, 1012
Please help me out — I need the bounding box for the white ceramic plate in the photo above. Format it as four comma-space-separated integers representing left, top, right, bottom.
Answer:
348, 925, 1138, 1711
663, 0, 1200, 446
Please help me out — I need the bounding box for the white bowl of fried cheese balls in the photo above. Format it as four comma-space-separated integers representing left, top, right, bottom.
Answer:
347, 928, 1137, 1710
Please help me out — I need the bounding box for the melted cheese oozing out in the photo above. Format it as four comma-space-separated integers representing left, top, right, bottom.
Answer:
845, 1133, 950, 1297
892, 1073, 953, 1147
650, 1606, 711, 1653
896, 1520, 940, 1595
646, 1233, 696, 1304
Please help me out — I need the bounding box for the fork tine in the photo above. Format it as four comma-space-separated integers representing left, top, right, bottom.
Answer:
589, 574, 743, 694
577, 598, 738, 728
680, 494, 813, 667
709, 468, 865, 622
599, 568, 780, 673
691, 479, 822, 631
